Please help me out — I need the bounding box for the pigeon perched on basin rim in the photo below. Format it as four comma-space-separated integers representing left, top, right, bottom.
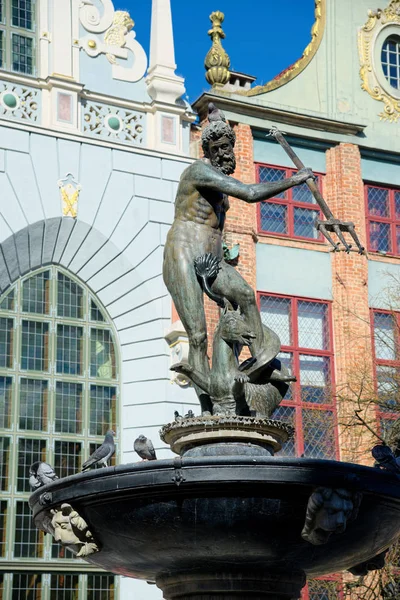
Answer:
134, 435, 157, 461
82, 430, 116, 471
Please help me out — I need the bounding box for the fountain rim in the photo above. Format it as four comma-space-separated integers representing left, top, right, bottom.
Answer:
29, 455, 400, 514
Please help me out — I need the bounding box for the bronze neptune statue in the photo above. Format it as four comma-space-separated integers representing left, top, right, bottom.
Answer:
163, 103, 314, 414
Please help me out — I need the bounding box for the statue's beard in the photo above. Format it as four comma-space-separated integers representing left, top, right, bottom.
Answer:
211, 152, 236, 175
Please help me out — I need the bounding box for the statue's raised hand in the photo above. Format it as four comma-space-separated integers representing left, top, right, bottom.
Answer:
294, 167, 316, 184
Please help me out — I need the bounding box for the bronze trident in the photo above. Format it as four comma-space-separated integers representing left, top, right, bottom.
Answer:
268, 127, 365, 254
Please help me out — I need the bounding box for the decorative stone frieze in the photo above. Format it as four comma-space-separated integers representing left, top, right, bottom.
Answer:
0, 81, 40, 123
82, 100, 145, 144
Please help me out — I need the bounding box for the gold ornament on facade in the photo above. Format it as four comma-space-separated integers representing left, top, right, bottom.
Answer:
58, 173, 82, 219
204, 11, 231, 88
238, 0, 326, 96
358, 0, 400, 122
104, 10, 134, 65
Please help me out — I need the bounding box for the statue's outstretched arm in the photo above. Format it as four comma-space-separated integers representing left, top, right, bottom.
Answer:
195, 163, 315, 204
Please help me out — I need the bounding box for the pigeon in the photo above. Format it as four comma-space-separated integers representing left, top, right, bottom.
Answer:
208, 102, 226, 123
134, 435, 157, 461
82, 430, 115, 471
29, 461, 59, 490
372, 444, 400, 474
174, 410, 183, 422
185, 410, 195, 419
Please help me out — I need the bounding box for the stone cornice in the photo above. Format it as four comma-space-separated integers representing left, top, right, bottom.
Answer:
0, 560, 105, 572
193, 92, 366, 136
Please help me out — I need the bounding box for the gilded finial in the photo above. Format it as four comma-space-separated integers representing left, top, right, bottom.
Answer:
204, 11, 230, 88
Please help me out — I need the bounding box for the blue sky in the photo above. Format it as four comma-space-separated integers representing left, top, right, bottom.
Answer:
113, 0, 316, 104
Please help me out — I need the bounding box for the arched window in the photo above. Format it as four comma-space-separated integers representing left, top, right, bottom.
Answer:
0, 266, 119, 597
381, 35, 400, 90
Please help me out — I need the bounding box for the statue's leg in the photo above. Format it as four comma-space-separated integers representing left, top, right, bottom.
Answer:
164, 258, 212, 414
211, 263, 277, 372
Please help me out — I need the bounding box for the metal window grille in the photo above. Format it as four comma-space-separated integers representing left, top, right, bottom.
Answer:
0, 375, 12, 428
0, 316, 13, 367
259, 293, 337, 458
49, 573, 79, 600
302, 578, 342, 600
382, 36, 400, 90
11, 571, 42, 599
21, 320, 49, 371
256, 164, 323, 242
0, 0, 36, 75
14, 500, 44, 558
366, 184, 400, 255
87, 574, 115, 600
0, 266, 119, 594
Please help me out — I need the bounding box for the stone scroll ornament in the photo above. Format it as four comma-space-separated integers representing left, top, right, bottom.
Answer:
301, 487, 362, 545
79, 1, 147, 83
50, 503, 99, 558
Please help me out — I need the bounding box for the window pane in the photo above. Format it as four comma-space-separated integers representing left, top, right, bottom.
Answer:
0, 500, 7, 557
292, 178, 318, 204
55, 381, 83, 434
0, 288, 15, 310
368, 186, 389, 217
22, 271, 50, 314
50, 574, 79, 600
19, 378, 47, 430
17, 437, 46, 492
395, 190, 400, 219
90, 329, 116, 379
21, 320, 49, 371
56, 325, 83, 375
54, 440, 82, 478
369, 221, 391, 253
298, 301, 329, 350
302, 409, 336, 459
308, 579, 340, 600
300, 355, 331, 404
293, 207, 319, 239
0, 437, 10, 490
12, 0, 34, 29
374, 312, 396, 360
90, 385, 116, 435
377, 365, 399, 412
0, 376, 12, 428
260, 202, 287, 234
258, 166, 286, 198
260, 295, 291, 346
271, 405, 296, 456
11, 572, 42, 600
0, 317, 13, 367
91, 299, 105, 322
87, 575, 115, 600
14, 501, 44, 558
57, 273, 83, 319
12, 33, 34, 74
278, 351, 293, 400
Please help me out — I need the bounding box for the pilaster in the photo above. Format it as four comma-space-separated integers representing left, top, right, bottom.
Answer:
326, 143, 375, 463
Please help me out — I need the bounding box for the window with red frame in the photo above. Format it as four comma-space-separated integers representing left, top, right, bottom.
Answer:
256, 164, 324, 242
366, 184, 400, 254
259, 293, 338, 459
372, 310, 400, 437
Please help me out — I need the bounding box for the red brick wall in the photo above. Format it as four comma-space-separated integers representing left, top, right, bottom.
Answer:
325, 143, 375, 463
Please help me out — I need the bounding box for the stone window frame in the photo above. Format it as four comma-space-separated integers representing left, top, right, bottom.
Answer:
0, 0, 37, 76
0, 265, 119, 581
365, 182, 400, 256
255, 163, 325, 243
257, 291, 339, 461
